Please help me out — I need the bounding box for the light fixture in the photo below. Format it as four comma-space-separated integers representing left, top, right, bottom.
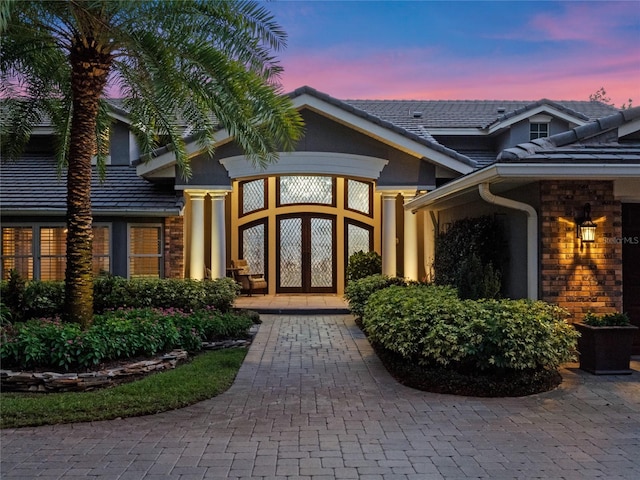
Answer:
577, 203, 596, 243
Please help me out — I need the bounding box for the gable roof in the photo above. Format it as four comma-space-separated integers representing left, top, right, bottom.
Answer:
0, 156, 180, 216
288, 86, 476, 172
405, 106, 640, 213
342, 96, 616, 131
142, 86, 489, 179
498, 106, 640, 163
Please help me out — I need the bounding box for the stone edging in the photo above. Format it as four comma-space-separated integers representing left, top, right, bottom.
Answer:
0, 326, 259, 393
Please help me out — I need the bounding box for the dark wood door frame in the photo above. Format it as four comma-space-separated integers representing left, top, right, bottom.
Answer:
276, 213, 337, 294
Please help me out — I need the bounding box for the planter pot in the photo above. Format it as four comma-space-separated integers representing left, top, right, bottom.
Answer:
574, 323, 638, 375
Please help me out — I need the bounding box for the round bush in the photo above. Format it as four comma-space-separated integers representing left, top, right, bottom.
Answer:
363, 285, 578, 384
347, 251, 382, 281
344, 274, 408, 318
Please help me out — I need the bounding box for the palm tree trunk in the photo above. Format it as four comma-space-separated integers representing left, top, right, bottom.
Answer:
64, 37, 111, 328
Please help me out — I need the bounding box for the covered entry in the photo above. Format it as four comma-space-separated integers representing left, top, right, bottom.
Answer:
233, 173, 378, 296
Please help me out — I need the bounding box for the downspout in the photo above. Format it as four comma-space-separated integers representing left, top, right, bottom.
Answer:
478, 183, 538, 300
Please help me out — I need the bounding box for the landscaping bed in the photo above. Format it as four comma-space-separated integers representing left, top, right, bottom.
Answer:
347, 279, 578, 397
370, 337, 562, 397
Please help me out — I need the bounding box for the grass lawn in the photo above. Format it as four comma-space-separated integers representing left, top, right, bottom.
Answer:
0, 348, 247, 429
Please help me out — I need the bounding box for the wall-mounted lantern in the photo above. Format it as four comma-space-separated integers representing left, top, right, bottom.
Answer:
577, 203, 596, 243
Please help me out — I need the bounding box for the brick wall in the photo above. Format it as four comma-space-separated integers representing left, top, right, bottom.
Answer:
164, 216, 184, 278
540, 180, 622, 322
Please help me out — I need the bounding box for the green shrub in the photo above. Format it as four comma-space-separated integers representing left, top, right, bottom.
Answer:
344, 274, 407, 318
363, 286, 578, 373
362, 284, 460, 356
0, 302, 12, 326
583, 311, 630, 326
456, 254, 501, 300
434, 216, 505, 299
94, 276, 239, 313
0, 318, 82, 370
0, 307, 253, 371
1, 275, 240, 323
24, 281, 65, 320
347, 251, 382, 282
2, 270, 26, 321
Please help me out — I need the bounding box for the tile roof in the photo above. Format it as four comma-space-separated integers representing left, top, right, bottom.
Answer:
111, 88, 617, 133
343, 97, 617, 129
497, 107, 640, 163
0, 156, 180, 215
289, 86, 477, 168
117, 87, 617, 167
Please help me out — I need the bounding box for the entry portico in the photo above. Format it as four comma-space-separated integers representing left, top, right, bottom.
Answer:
140, 86, 474, 294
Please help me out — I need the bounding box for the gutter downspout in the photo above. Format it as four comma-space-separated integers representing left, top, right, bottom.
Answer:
478, 183, 538, 300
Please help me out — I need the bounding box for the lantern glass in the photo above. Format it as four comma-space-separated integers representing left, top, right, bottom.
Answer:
580, 221, 596, 242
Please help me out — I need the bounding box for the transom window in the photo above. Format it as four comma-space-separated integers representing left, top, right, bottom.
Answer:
277, 176, 335, 206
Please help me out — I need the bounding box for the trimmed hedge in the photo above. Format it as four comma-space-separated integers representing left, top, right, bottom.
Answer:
1, 307, 254, 371
347, 251, 382, 282
362, 284, 578, 372
0, 276, 239, 322
343, 274, 408, 318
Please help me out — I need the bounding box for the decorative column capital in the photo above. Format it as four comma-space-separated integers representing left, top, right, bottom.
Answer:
208, 190, 229, 200
185, 189, 208, 200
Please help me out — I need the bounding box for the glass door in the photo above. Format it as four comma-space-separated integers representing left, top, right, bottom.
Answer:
277, 214, 336, 293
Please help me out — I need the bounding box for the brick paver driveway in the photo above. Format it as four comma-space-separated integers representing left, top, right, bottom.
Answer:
2, 314, 639, 479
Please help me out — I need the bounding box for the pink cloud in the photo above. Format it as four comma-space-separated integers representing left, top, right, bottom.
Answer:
278, 39, 639, 107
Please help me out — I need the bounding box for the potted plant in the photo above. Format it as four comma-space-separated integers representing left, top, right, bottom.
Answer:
574, 312, 638, 375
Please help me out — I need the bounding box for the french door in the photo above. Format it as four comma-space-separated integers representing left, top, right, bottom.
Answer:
277, 214, 336, 293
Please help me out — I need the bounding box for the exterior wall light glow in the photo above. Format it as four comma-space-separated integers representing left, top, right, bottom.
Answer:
577, 203, 596, 243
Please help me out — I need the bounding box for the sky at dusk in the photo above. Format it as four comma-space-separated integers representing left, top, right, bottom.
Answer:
263, 0, 640, 106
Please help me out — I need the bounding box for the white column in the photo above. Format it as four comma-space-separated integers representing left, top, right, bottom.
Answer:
423, 210, 437, 283
209, 191, 227, 279
381, 192, 397, 277
403, 193, 418, 281
187, 191, 207, 280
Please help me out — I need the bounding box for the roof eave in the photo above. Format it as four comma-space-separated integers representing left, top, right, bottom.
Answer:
487, 105, 588, 134
1, 208, 180, 217
291, 91, 476, 174
405, 163, 640, 212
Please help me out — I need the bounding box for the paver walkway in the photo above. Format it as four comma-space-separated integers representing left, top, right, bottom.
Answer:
1, 314, 639, 479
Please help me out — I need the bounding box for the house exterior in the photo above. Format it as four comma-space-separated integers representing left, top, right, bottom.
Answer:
2, 86, 638, 348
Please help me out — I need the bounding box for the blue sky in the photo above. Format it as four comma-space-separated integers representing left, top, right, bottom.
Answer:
264, 0, 640, 105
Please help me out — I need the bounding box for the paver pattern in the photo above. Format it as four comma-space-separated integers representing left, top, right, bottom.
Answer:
1, 314, 639, 479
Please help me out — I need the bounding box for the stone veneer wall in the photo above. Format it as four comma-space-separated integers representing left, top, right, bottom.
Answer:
540, 180, 623, 322
164, 216, 184, 278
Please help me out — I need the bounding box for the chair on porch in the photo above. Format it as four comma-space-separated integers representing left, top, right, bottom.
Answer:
230, 259, 267, 296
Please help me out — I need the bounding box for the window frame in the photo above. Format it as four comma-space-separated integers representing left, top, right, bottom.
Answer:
38, 225, 68, 281
1, 223, 112, 280
276, 175, 337, 207
239, 178, 268, 218
127, 223, 164, 279
238, 218, 269, 276
1, 225, 35, 280
344, 178, 374, 217
529, 122, 549, 141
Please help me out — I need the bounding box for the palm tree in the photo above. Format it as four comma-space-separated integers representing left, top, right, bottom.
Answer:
1, 0, 304, 328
